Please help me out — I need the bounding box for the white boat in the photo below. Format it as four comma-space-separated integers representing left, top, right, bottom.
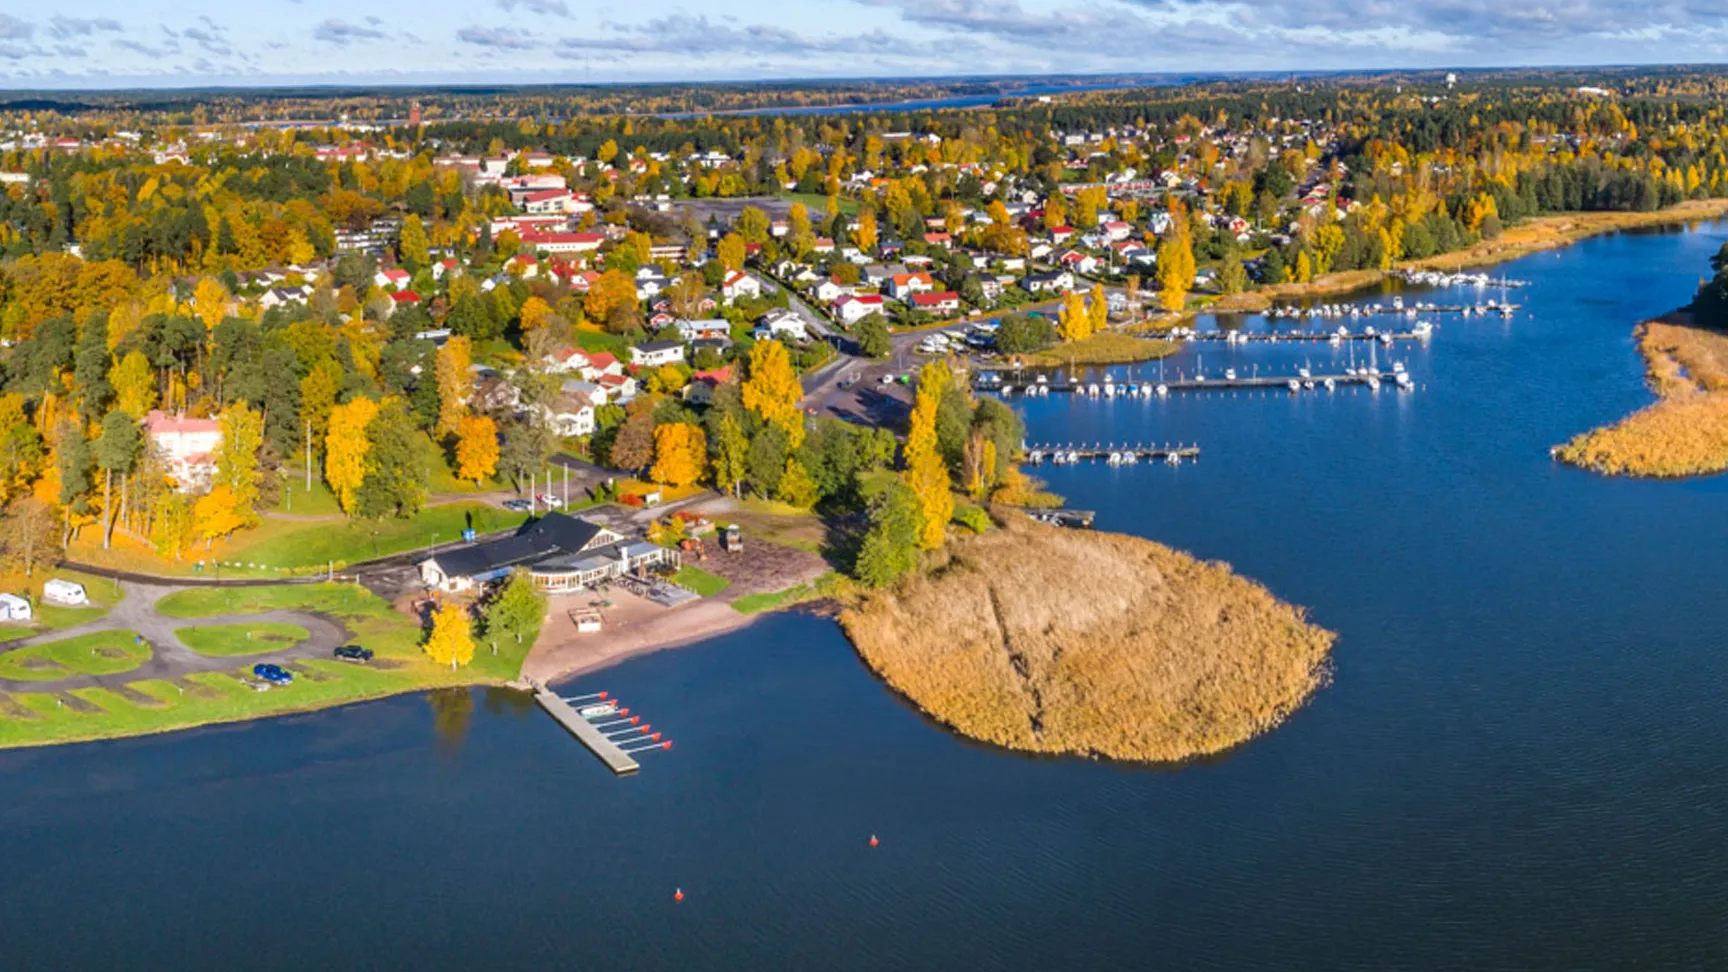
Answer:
1287, 379, 1301, 392
1224, 368, 1237, 381
1155, 383, 1168, 397
1324, 378, 1336, 391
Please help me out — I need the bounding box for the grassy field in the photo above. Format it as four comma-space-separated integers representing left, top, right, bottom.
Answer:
0, 630, 148, 681
1556, 312, 1728, 477
271, 476, 344, 516
672, 566, 732, 598
840, 512, 1335, 763
0, 582, 529, 749
175, 622, 311, 657
1021, 332, 1181, 367
223, 504, 527, 571
777, 191, 860, 217
731, 577, 831, 615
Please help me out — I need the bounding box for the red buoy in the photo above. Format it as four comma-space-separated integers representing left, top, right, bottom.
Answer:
674, 888, 684, 902
869, 835, 879, 848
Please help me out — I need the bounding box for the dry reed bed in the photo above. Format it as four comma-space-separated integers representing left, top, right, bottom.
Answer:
840, 514, 1336, 763
1557, 313, 1728, 477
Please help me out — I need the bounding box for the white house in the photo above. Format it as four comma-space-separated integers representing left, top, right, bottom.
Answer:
813, 279, 851, 304
721, 270, 761, 304
374, 268, 411, 291
144, 410, 222, 492
629, 340, 687, 368
754, 310, 808, 342
543, 401, 596, 438
835, 294, 885, 325
885, 272, 935, 301
675, 319, 732, 343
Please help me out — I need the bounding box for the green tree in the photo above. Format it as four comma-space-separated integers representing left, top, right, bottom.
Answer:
853, 478, 923, 587
709, 412, 748, 497
93, 410, 142, 549
855, 313, 891, 358
356, 397, 429, 520
479, 568, 546, 656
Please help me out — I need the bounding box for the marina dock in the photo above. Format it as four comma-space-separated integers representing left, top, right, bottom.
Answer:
980, 370, 1412, 396
1174, 328, 1431, 344
533, 685, 642, 774
1023, 443, 1200, 466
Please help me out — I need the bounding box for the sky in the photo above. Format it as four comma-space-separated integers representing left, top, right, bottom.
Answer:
1, 0, 1727, 89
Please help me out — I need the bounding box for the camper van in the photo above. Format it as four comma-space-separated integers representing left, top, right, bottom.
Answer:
0, 592, 31, 621
42, 578, 88, 606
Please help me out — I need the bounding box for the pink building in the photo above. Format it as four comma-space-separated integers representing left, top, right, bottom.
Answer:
144, 410, 221, 492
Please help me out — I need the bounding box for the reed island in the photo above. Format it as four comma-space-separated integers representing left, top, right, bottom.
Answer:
1558, 244, 1728, 477
840, 513, 1336, 763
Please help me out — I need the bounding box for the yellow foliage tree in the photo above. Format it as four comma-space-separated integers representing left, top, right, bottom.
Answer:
741, 339, 805, 449
903, 365, 953, 550
193, 484, 247, 547
1058, 291, 1091, 342
1088, 283, 1109, 334
423, 601, 476, 670
716, 233, 747, 271
854, 209, 878, 253
649, 422, 707, 488
454, 414, 499, 485
519, 295, 554, 334
109, 350, 157, 419
1156, 207, 1196, 312
434, 335, 473, 438
324, 396, 379, 515
193, 277, 230, 331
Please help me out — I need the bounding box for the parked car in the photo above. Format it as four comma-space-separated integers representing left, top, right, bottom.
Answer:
502, 498, 532, 512
253, 663, 293, 685
538, 494, 564, 509
333, 645, 374, 664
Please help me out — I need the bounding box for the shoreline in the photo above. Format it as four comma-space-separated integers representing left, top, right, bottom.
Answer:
1212, 200, 1728, 314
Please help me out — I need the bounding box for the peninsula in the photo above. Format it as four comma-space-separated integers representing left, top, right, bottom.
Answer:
841, 512, 1336, 763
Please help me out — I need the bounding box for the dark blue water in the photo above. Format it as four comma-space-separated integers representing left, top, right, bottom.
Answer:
8, 222, 1728, 971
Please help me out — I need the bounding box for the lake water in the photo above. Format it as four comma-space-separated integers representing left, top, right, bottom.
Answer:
8, 222, 1728, 970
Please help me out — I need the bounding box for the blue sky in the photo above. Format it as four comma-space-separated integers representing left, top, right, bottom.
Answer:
2, 0, 1726, 89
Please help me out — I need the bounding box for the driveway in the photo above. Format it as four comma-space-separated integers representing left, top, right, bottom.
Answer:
0, 581, 351, 693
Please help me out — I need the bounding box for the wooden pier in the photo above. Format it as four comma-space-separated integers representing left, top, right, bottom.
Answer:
533, 685, 641, 774
1267, 303, 1519, 319
1022, 443, 1201, 465
980, 370, 1410, 396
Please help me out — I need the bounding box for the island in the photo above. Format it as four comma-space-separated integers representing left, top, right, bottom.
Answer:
841, 511, 1336, 763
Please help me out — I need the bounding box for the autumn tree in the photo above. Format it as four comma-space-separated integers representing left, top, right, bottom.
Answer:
0, 497, 56, 577
854, 209, 878, 253
194, 484, 247, 547
325, 396, 380, 515
109, 351, 157, 419
193, 277, 231, 331
423, 601, 476, 670
650, 422, 707, 487
454, 415, 499, 485
1058, 291, 1091, 342
518, 295, 554, 335
741, 339, 805, 449
399, 214, 430, 271
299, 359, 343, 451
215, 402, 264, 522
1088, 283, 1109, 334
1156, 207, 1196, 312
434, 335, 473, 438
716, 232, 747, 271
777, 456, 818, 508
903, 363, 954, 550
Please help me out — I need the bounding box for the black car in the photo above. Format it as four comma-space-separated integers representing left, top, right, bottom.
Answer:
333, 645, 374, 663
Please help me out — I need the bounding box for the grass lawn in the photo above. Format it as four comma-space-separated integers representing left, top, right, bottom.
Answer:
571, 325, 630, 357
271, 476, 344, 516
672, 566, 732, 598
777, 192, 860, 217
0, 582, 529, 749
218, 504, 528, 571
731, 582, 822, 616
1022, 332, 1181, 367
0, 630, 147, 681
175, 622, 311, 657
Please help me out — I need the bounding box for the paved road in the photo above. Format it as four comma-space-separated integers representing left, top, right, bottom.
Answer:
0, 581, 351, 693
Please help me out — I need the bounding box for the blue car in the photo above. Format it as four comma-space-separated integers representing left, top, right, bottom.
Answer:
253, 663, 294, 685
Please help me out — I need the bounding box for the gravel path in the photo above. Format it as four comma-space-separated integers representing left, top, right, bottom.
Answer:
0, 581, 350, 693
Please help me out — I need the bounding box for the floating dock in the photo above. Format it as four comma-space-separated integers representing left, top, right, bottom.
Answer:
533, 685, 640, 774
1022, 443, 1200, 465
980, 370, 1410, 396
1173, 329, 1430, 344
